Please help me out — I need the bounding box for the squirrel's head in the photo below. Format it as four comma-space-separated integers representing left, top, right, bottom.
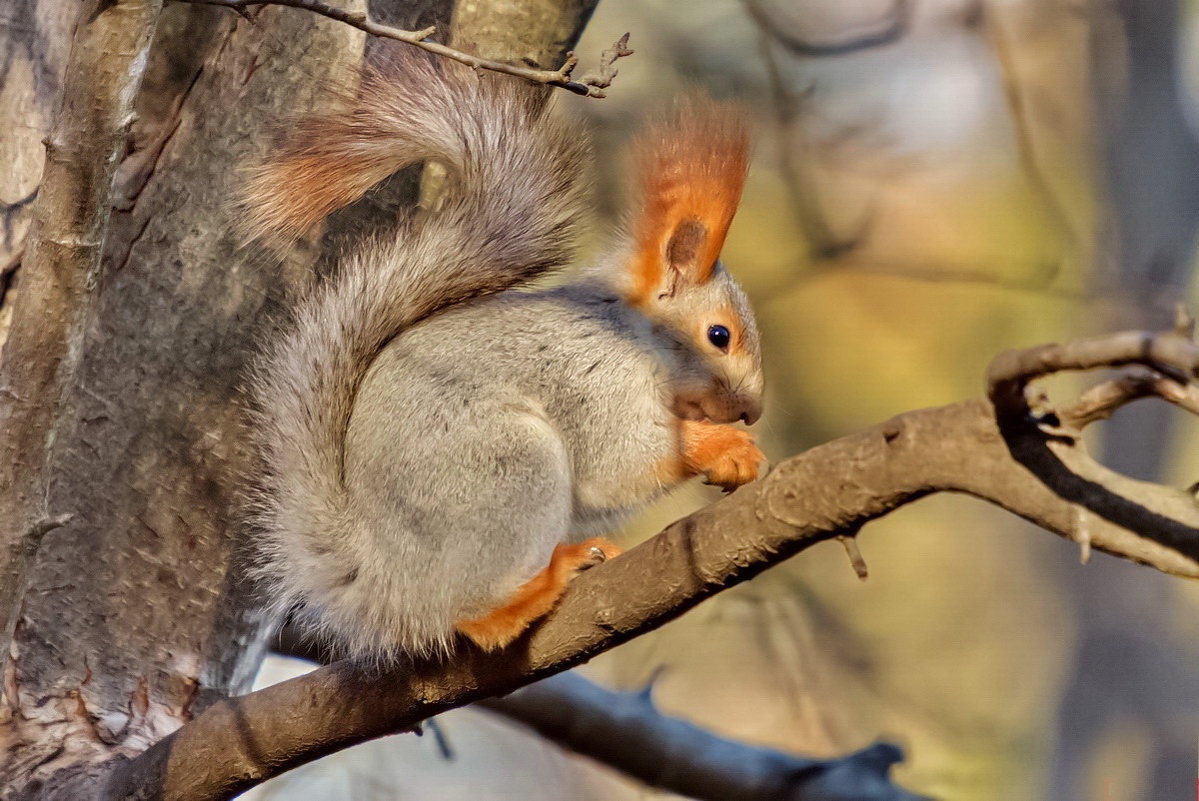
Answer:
616, 96, 763, 426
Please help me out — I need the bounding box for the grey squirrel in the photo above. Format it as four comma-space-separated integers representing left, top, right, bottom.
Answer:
246, 50, 765, 659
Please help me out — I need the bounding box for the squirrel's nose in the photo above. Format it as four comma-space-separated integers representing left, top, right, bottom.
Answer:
737, 401, 762, 426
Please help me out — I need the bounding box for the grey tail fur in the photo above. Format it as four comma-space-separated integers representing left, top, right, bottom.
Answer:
246, 50, 588, 657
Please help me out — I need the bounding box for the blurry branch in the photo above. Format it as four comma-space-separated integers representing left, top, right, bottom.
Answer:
748, 0, 1084, 292
746, 0, 906, 261
107, 322, 1199, 801
757, 40, 870, 260
799, 256, 1064, 294
172, 0, 633, 98
743, 0, 911, 57
271, 627, 926, 801
483, 673, 922, 801
981, 5, 1078, 278
0, 190, 37, 252
783, 259, 1199, 319
0, 0, 163, 657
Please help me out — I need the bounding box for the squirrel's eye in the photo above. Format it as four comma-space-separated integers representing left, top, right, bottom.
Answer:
707, 324, 731, 349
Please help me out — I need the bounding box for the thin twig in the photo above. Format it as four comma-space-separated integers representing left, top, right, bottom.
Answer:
576, 32, 633, 92
174, 0, 633, 98
837, 534, 869, 580
1060, 367, 1199, 428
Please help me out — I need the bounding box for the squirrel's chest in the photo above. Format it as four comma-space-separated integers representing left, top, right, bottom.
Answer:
559, 371, 677, 528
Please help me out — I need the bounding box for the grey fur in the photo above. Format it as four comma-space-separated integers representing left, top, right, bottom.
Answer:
250, 56, 764, 660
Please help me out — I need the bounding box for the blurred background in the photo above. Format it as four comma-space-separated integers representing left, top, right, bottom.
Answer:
246, 0, 1199, 798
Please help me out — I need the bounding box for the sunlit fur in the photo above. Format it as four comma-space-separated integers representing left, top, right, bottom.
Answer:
606, 100, 762, 426
247, 52, 764, 661
625, 97, 750, 304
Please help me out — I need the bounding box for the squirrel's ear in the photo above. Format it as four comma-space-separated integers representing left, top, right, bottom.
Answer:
625, 96, 749, 304
661, 217, 710, 294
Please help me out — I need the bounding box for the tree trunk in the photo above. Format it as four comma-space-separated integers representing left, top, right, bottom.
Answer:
0, 0, 596, 797
0, 2, 366, 796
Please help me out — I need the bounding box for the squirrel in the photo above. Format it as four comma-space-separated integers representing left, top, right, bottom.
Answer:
245, 49, 765, 660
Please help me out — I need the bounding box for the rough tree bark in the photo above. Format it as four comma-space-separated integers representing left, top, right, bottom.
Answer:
0, 0, 600, 797
0, 0, 164, 655
0, 1, 362, 796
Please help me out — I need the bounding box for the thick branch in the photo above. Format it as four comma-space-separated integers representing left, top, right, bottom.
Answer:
105, 328, 1199, 800
173, 0, 632, 98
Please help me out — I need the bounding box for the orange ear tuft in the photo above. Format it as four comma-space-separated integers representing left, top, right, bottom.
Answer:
627, 96, 750, 304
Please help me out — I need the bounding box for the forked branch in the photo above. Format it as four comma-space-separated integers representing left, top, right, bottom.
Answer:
106, 325, 1199, 801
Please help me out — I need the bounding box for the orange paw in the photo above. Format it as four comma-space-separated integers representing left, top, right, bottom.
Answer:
552, 537, 623, 577
681, 421, 764, 490
455, 538, 622, 651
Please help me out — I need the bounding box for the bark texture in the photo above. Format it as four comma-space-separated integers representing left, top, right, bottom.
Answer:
0, 1, 615, 798
0, 0, 164, 655
2, 1, 1197, 799
0, 1, 367, 796
0, 0, 76, 325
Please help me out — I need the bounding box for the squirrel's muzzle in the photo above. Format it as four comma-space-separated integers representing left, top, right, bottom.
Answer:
738, 401, 762, 426
675, 392, 761, 426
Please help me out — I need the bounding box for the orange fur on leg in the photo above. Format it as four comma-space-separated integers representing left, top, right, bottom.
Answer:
671, 419, 763, 490
455, 538, 622, 651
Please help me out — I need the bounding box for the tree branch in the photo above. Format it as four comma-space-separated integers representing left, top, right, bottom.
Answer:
743, 0, 910, 57
269, 628, 927, 801
105, 326, 1199, 801
171, 0, 633, 98
482, 673, 928, 801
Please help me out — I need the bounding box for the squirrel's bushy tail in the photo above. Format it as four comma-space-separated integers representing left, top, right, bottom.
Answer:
247, 50, 588, 657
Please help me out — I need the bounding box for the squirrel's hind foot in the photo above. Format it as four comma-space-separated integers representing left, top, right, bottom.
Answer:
455, 537, 622, 651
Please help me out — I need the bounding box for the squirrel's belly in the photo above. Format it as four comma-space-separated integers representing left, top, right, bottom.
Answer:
568, 503, 640, 538
569, 445, 672, 537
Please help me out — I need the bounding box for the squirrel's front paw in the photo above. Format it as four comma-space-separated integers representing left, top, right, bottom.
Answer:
681, 421, 764, 491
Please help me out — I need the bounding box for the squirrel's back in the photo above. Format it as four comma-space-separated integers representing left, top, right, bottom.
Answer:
246, 50, 589, 658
